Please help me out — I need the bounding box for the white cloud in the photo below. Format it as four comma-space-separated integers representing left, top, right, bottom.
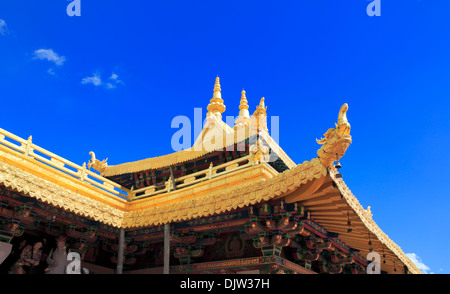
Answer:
105, 82, 116, 89
109, 72, 124, 86
0, 19, 7, 35
82, 72, 123, 89
406, 253, 431, 274
81, 73, 102, 86
33, 49, 66, 66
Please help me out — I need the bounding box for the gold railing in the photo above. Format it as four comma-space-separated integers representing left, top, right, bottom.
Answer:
0, 127, 278, 203
0, 127, 130, 200
129, 154, 278, 201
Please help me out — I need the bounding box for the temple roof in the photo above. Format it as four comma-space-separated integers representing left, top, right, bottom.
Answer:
0, 79, 422, 274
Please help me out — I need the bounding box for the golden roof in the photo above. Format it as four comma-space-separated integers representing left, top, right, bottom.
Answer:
100, 78, 295, 177
0, 81, 422, 274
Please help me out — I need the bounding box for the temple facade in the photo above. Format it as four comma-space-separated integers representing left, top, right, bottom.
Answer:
0, 77, 421, 274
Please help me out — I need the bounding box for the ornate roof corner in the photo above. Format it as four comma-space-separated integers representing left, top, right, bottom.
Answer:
88, 151, 108, 173
316, 103, 352, 168
0, 154, 125, 228
329, 167, 422, 274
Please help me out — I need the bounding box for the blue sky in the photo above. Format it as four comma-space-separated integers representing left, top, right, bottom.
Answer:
0, 1, 449, 274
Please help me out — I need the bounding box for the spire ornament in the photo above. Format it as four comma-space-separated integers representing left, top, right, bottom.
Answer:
206, 76, 226, 119
251, 97, 268, 133
235, 89, 251, 128
253, 97, 267, 116
239, 89, 250, 117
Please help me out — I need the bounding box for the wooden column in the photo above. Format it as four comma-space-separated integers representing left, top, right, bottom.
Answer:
163, 223, 170, 274
163, 165, 177, 274
116, 227, 125, 274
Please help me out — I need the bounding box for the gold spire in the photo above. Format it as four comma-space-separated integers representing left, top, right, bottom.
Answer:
213, 76, 221, 98
238, 89, 250, 118
234, 89, 251, 129
207, 76, 226, 118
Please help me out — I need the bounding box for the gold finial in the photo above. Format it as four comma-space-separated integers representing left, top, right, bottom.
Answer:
251, 97, 268, 133
238, 89, 250, 118
239, 89, 249, 110
207, 76, 226, 118
235, 89, 251, 129
214, 76, 221, 92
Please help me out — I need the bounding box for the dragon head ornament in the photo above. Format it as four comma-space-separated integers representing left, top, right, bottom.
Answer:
316, 103, 352, 168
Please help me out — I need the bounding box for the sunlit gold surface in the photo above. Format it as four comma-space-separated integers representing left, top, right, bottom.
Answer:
0, 93, 421, 274
316, 103, 352, 167
0, 145, 126, 228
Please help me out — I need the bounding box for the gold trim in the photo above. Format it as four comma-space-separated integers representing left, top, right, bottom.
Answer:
101, 130, 296, 177
0, 148, 126, 228
122, 158, 326, 228
0, 102, 421, 274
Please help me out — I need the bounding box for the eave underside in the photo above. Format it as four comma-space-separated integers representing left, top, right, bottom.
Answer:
282, 167, 421, 274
